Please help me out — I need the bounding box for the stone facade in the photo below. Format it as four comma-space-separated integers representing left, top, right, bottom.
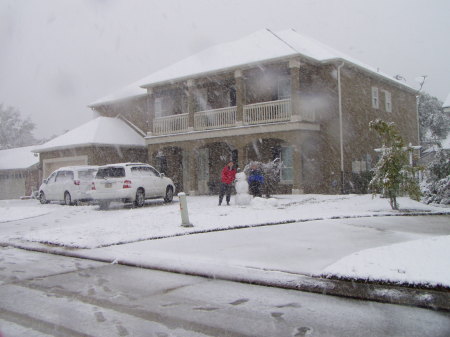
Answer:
92, 56, 418, 195
39, 146, 148, 179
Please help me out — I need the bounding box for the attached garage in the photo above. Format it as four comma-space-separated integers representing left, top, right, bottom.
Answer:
33, 116, 148, 179
42, 155, 88, 180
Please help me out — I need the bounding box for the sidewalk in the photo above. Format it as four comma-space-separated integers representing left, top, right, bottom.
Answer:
1, 195, 449, 310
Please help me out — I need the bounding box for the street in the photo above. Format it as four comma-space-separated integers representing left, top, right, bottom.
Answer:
1, 247, 449, 337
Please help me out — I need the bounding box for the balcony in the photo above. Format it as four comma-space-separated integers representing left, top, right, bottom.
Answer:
244, 99, 291, 125
151, 99, 316, 136
153, 113, 189, 135
194, 106, 236, 131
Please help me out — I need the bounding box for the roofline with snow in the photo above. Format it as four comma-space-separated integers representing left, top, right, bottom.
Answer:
32, 143, 146, 154
139, 55, 416, 94
0, 162, 39, 171
89, 30, 417, 108
92, 55, 416, 108
88, 92, 148, 109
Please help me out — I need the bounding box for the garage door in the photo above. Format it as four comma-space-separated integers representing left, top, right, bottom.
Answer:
43, 156, 88, 179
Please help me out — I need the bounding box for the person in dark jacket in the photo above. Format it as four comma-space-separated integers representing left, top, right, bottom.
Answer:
219, 161, 237, 206
248, 164, 264, 197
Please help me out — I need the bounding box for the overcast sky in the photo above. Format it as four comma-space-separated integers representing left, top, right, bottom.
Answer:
1, 0, 449, 139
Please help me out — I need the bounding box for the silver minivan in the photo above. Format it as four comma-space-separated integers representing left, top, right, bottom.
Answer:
39, 166, 98, 205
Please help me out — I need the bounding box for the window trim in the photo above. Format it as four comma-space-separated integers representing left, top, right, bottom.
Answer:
384, 90, 392, 112
371, 87, 379, 109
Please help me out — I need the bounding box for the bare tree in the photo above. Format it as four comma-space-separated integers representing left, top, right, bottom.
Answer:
0, 104, 36, 149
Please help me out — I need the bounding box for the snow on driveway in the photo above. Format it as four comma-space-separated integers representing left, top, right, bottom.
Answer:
1, 194, 445, 248
0, 199, 55, 223
1, 194, 449, 287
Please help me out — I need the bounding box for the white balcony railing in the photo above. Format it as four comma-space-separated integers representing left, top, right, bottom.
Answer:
153, 113, 189, 135
194, 106, 237, 131
150, 98, 318, 136
243, 99, 292, 125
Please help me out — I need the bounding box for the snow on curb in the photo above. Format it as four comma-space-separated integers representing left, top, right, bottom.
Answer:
321, 235, 450, 288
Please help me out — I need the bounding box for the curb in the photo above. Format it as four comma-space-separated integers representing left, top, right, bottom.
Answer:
2, 239, 450, 313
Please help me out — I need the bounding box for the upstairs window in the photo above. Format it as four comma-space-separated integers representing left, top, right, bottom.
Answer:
154, 97, 164, 118
371, 87, 379, 109
277, 78, 291, 100
228, 86, 236, 107
385, 91, 392, 112
154, 96, 173, 118
196, 88, 208, 111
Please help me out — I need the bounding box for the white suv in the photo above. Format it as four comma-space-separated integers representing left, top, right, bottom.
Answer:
89, 163, 175, 209
39, 166, 98, 205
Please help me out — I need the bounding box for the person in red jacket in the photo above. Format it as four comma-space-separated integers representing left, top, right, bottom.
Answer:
219, 161, 237, 206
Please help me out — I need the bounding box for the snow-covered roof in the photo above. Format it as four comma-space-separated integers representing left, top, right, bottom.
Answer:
89, 29, 413, 107
443, 92, 450, 108
32, 116, 146, 153
0, 145, 39, 170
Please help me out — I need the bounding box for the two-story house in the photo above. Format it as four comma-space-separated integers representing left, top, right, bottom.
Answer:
89, 29, 419, 195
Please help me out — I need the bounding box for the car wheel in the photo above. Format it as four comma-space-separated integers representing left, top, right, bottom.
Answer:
164, 186, 173, 203
134, 189, 145, 207
98, 201, 110, 210
64, 192, 72, 206
39, 191, 49, 204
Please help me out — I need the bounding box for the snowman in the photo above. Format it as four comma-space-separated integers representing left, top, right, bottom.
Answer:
234, 171, 252, 205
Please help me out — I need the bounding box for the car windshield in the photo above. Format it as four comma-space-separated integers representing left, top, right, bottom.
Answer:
96, 167, 125, 178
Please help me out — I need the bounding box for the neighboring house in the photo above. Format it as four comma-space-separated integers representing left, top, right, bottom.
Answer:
88, 29, 419, 195
0, 146, 40, 200
32, 116, 147, 179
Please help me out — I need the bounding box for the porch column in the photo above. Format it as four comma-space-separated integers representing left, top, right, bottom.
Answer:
146, 88, 155, 135
289, 59, 301, 121
292, 142, 304, 194
188, 148, 198, 195
236, 144, 246, 172
234, 70, 244, 125
186, 80, 195, 131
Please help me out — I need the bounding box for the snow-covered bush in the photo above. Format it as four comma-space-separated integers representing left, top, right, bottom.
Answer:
421, 147, 450, 205
349, 171, 373, 194
369, 119, 422, 210
421, 177, 450, 205
243, 158, 282, 198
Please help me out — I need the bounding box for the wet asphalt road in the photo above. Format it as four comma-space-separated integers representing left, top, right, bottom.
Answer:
1, 247, 449, 337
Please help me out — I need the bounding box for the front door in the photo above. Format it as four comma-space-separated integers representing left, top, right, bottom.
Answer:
197, 148, 209, 194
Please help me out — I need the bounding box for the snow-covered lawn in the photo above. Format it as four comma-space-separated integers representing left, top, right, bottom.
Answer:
1, 194, 449, 288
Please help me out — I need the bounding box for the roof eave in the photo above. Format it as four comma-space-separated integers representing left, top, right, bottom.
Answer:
33, 143, 146, 154
139, 53, 306, 89
323, 57, 417, 94
88, 92, 148, 109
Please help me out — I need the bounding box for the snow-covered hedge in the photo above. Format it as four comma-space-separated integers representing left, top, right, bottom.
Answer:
421, 176, 450, 205
421, 148, 450, 205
